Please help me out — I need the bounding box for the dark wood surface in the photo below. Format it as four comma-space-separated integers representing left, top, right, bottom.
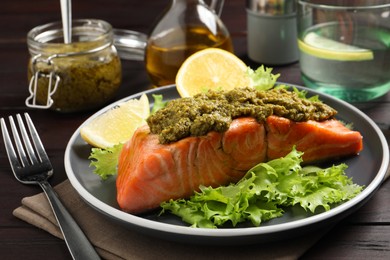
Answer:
0, 1, 389, 259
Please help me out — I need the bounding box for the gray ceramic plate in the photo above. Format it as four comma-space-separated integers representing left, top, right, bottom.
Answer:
64, 84, 389, 245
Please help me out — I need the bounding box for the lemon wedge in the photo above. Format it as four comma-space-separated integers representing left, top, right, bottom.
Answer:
175, 48, 251, 97
298, 32, 374, 61
80, 94, 150, 148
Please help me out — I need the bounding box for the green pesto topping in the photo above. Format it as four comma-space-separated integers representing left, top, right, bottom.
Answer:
147, 87, 337, 144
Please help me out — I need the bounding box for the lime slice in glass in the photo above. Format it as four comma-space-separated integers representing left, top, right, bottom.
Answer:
298, 32, 374, 61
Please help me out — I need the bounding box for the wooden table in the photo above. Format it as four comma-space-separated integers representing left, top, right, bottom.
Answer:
1, 1, 389, 259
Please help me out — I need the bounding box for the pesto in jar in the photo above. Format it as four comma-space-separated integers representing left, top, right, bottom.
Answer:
27, 48, 121, 112
27, 19, 122, 113
147, 87, 337, 144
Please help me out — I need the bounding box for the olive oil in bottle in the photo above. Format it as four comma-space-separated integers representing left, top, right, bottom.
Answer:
144, 0, 233, 87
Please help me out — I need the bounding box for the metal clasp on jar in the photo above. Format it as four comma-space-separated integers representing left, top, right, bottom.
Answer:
25, 54, 61, 109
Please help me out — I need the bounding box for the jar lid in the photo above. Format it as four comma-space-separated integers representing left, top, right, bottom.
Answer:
113, 29, 147, 61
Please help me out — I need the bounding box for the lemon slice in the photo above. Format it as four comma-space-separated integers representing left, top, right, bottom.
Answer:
175, 48, 251, 97
80, 94, 150, 148
298, 32, 374, 61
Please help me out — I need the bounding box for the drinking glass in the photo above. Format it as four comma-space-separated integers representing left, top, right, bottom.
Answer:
297, 0, 390, 102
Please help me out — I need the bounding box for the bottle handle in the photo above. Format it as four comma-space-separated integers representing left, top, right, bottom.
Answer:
210, 0, 225, 17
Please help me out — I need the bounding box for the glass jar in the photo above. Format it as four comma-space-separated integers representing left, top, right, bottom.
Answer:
26, 19, 122, 112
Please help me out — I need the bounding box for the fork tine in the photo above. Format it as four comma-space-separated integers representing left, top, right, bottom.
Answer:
9, 115, 31, 167
24, 113, 50, 163
1, 117, 22, 170
16, 113, 40, 165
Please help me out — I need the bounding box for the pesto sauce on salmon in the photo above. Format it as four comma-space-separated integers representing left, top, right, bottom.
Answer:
147, 87, 337, 144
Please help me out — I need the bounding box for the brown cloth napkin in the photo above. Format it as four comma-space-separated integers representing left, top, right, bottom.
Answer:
12, 180, 336, 260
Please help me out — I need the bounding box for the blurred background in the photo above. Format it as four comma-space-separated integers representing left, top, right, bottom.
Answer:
1, 0, 303, 109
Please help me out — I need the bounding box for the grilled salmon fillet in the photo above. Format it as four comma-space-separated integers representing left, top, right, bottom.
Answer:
266, 116, 363, 162
116, 116, 363, 214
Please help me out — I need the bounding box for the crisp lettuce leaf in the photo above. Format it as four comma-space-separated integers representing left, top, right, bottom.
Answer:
247, 65, 280, 91
290, 86, 321, 102
246, 66, 321, 103
150, 94, 167, 114
88, 143, 123, 180
160, 147, 363, 228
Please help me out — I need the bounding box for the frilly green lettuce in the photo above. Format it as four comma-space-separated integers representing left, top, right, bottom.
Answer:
247, 65, 280, 91
88, 143, 123, 180
160, 147, 363, 228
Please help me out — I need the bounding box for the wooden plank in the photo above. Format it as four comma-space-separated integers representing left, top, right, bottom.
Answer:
0, 227, 69, 260
301, 225, 390, 259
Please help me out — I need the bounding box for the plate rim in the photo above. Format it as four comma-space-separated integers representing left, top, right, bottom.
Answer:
64, 84, 389, 240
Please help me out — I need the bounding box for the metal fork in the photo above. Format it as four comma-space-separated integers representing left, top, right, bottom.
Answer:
1, 113, 100, 260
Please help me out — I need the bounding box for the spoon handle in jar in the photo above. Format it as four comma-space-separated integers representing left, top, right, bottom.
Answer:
60, 0, 72, 43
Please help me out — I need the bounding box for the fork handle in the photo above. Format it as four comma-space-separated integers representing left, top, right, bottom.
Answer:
39, 180, 101, 260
